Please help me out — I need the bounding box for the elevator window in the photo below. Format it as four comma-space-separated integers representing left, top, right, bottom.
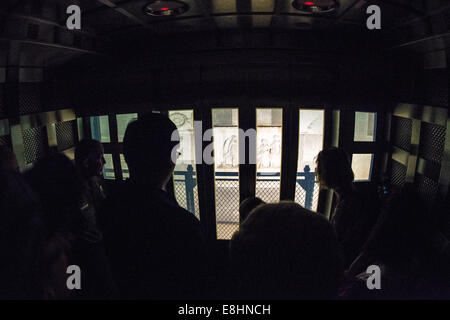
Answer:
352, 153, 374, 181
117, 113, 138, 142
90, 115, 110, 143
212, 108, 240, 240
354, 112, 376, 142
120, 154, 129, 179
77, 118, 84, 141
169, 110, 200, 220
295, 109, 324, 211
103, 153, 114, 180
256, 108, 282, 203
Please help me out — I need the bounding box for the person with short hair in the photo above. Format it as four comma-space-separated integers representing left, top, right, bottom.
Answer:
230, 201, 343, 299
316, 147, 378, 268
102, 113, 206, 299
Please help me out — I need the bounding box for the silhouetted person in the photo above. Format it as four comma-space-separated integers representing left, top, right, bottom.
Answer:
343, 185, 440, 299
25, 153, 116, 299
75, 138, 106, 242
0, 169, 45, 299
0, 145, 19, 173
230, 201, 343, 299
101, 113, 206, 299
239, 196, 265, 223
316, 147, 378, 268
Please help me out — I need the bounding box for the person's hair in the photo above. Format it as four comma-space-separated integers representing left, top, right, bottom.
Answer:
239, 196, 265, 223
74, 138, 103, 167
230, 201, 343, 299
24, 153, 84, 238
316, 147, 354, 189
123, 113, 179, 172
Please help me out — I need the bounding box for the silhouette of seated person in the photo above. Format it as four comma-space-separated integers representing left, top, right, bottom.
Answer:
343, 184, 442, 299
239, 196, 265, 223
75, 138, 107, 242
25, 153, 116, 299
101, 113, 206, 299
316, 147, 378, 269
0, 169, 45, 299
0, 145, 19, 173
230, 201, 343, 299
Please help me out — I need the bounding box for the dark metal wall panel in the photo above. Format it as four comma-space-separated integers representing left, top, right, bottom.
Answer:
0, 134, 11, 147
0, 84, 4, 119
424, 68, 448, 108
391, 159, 407, 187
22, 126, 48, 164
56, 120, 76, 151
419, 122, 446, 164
415, 172, 440, 203
19, 83, 42, 115
391, 116, 412, 152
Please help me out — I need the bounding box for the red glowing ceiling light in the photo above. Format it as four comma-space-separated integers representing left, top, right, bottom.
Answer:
292, 0, 337, 13
144, 1, 189, 16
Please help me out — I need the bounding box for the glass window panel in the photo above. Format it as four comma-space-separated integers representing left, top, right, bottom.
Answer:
295, 109, 324, 211
169, 110, 200, 220
354, 112, 376, 142
77, 118, 84, 141
90, 115, 110, 143
212, 0, 236, 13
212, 108, 240, 240
251, 0, 274, 12
352, 154, 374, 181
256, 108, 282, 203
103, 153, 115, 180
120, 154, 129, 179
117, 113, 138, 143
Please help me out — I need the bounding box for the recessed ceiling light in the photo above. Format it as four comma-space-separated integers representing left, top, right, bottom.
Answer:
292, 0, 337, 14
144, 1, 189, 17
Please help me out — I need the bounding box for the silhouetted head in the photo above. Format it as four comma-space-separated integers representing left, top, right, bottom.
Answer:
363, 183, 432, 270
316, 147, 354, 190
239, 196, 265, 223
0, 145, 19, 173
230, 201, 343, 299
123, 113, 180, 189
24, 153, 84, 238
75, 139, 105, 178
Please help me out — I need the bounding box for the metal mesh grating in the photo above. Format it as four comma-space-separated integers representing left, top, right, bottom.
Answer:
295, 182, 320, 211
255, 180, 280, 203
415, 173, 439, 203
0, 135, 11, 147
56, 120, 76, 151
390, 160, 407, 187
419, 122, 446, 164
173, 179, 200, 220
215, 179, 240, 240
19, 83, 42, 115
23, 126, 47, 164
392, 116, 412, 152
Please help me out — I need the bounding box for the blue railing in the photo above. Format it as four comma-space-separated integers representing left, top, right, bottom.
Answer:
105, 164, 316, 213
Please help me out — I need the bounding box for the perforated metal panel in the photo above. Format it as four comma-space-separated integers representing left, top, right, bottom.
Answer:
419, 122, 446, 163
392, 116, 412, 152
56, 120, 76, 151
295, 182, 320, 211
391, 160, 407, 187
415, 173, 439, 202
0, 135, 11, 147
23, 127, 47, 164
19, 83, 42, 115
